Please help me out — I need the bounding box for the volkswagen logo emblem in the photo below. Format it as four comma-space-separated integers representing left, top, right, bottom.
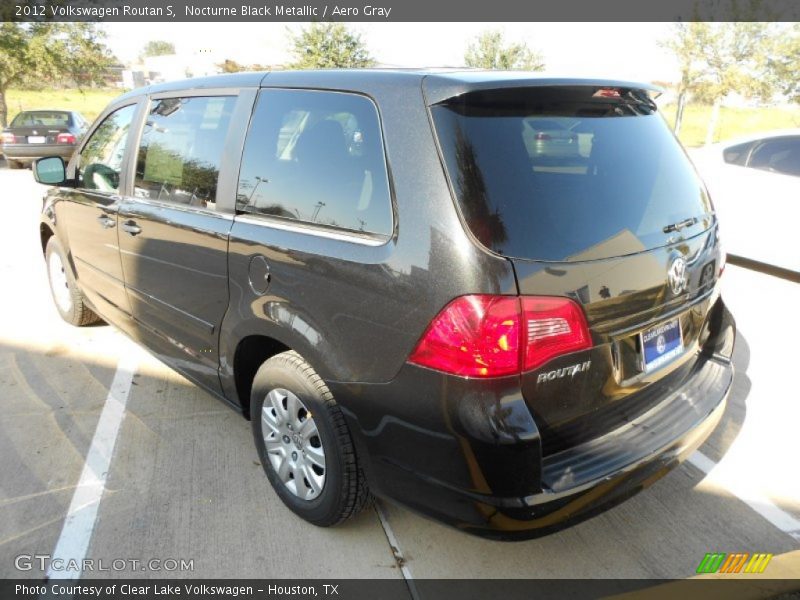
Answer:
668, 257, 688, 296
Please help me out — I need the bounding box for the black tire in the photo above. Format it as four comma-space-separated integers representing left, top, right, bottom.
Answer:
7, 159, 23, 170
45, 237, 102, 327
251, 350, 370, 526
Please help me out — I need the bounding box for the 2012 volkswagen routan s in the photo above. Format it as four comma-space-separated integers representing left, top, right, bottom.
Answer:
34, 70, 735, 539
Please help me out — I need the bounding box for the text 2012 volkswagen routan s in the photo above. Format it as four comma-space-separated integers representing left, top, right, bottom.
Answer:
34, 70, 735, 539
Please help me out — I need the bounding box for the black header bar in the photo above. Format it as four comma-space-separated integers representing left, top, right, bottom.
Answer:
3, 0, 800, 22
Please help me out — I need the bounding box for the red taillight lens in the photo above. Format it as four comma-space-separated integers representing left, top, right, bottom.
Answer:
1, 132, 15, 144
535, 132, 552, 141
56, 133, 76, 144
408, 295, 521, 378
408, 295, 592, 378
521, 297, 592, 371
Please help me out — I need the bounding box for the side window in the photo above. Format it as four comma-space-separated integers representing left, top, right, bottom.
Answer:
748, 138, 800, 177
722, 141, 754, 166
133, 96, 236, 208
77, 104, 137, 193
237, 89, 393, 237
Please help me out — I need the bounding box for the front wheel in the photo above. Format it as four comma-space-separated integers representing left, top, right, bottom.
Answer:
45, 237, 101, 326
251, 351, 370, 526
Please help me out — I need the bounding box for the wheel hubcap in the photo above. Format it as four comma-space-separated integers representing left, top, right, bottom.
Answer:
48, 252, 72, 313
261, 388, 326, 500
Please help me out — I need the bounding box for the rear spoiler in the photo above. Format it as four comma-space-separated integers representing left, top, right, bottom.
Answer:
422, 72, 663, 106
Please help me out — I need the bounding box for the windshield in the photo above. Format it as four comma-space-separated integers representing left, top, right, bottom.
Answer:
431, 86, 713, 262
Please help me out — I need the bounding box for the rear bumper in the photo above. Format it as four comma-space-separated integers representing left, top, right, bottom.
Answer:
331, 300, 735, 540
2, 144, 74, 162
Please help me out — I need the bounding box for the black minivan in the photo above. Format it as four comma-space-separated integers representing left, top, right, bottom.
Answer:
35, 70, 735, 539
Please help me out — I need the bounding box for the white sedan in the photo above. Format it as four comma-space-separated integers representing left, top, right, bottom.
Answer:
689, 129, 800, 274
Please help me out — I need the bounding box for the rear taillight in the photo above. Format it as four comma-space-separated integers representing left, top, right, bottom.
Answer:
1, 132, 15, 144
408, 295, 592, 378
535, 132, 552, 141
521, 297, 592, 371
56, 133, 76, 144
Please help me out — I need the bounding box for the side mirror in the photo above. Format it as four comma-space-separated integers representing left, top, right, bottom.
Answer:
33, 156, 67, 186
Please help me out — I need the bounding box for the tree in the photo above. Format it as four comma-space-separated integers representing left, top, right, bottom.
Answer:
464, 30, 544, 71
140, 40, 175, 60
695, 23, 775, 144
289, 23, 374, 69
0, 23, 115, 127
659, 22, 710, 136
661, 22, 777, 144
766, 23, 800, 104
218, 59, 246, 73
0, 23, 29, 127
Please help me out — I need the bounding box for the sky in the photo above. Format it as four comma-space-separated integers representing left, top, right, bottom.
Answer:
103, 22, 681, 83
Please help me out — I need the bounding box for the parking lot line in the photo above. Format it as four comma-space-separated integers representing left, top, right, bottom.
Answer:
689, 451, 800, 542
45, 355, 138, 580
375, 500, 418, 598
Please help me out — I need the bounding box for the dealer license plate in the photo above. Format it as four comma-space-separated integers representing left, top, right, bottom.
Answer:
640, 317, 684, 373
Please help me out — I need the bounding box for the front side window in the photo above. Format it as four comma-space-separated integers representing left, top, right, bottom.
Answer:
77, 104, 137, 193
748, 137, 800, 177
237, 89, 393, 237
134, 96, 236, 208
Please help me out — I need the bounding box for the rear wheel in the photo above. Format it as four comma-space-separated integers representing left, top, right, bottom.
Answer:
251, 351, 369, 526
45, 237, 101, 326
7, 159, 23, 170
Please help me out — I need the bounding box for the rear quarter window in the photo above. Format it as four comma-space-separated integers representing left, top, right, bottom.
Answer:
723, 141, 755, 166
236, 89, 393, 238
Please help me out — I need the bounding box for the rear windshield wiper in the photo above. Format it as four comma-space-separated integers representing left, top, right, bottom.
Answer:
663, 217, 698, 234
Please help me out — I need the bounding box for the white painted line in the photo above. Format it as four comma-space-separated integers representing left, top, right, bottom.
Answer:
375, 500, 419, 600
689, 451, 800, 542
46, 355, 138, 580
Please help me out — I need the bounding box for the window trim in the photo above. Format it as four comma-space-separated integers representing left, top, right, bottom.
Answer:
234, 213, 388, 247
234, 87, 396, 242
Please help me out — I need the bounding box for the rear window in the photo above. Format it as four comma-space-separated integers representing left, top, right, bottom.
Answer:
431, 87, 713, 262
11, 111, 71, 127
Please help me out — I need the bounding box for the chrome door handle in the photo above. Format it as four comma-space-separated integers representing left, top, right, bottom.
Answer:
121, 220, 142, 236
97, 214, 116, 229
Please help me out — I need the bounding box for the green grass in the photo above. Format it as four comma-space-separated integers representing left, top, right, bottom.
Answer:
660, 104, 800, 148
6, 88, 125, 124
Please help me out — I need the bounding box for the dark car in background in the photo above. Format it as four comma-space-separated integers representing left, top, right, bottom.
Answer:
523, 117, 581, 160
1, 109, 88, 169
32, 70, 735, 539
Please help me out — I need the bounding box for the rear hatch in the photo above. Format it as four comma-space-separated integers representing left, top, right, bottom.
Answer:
429, 82, 723, 456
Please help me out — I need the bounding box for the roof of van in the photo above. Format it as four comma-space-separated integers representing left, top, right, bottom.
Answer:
112, 68, 662, 107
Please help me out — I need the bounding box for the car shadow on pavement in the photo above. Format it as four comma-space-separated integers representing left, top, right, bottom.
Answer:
0, 338, 400, 579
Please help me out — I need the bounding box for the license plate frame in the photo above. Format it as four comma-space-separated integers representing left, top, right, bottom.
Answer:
640, 316, 684, 373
